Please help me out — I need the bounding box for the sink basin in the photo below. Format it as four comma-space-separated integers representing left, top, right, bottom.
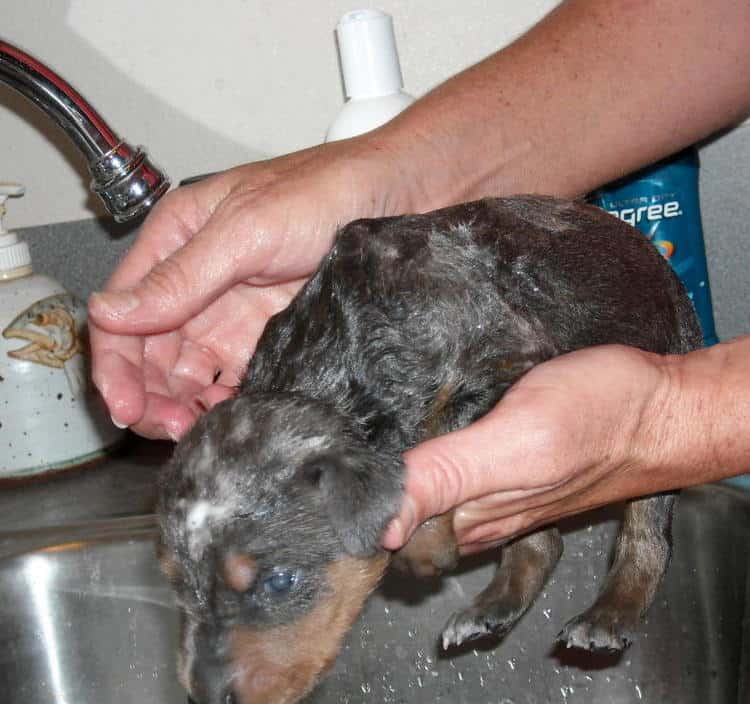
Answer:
0, 445, 747, 703
0, 515, 181, 703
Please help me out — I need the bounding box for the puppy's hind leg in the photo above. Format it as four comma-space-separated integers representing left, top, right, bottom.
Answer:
442, 526, 563, 649
559, 492, 675, 652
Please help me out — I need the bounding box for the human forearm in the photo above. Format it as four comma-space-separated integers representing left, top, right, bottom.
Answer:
373, 0, 750, 210
641, 335, 750, 491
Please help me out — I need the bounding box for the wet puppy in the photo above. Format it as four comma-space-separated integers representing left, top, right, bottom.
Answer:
157, 195, 702, 704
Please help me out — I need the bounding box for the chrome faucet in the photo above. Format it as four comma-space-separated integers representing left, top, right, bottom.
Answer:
0, 39, 169, 223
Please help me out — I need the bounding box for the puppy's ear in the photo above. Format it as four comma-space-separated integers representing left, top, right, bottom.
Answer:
300, 451, 403, 557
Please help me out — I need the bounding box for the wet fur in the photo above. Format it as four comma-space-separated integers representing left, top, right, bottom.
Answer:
158, 196, 702, 704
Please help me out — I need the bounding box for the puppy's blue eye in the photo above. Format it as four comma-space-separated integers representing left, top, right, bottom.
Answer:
264, 570, 297, 594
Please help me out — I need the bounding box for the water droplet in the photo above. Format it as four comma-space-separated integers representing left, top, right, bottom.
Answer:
543, 608, 552, 620
635, 684, 643, 699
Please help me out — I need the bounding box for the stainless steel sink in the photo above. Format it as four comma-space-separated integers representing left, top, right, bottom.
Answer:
1, 439, 748, 703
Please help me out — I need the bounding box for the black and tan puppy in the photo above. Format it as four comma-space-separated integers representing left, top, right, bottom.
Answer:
157, 195, 702, 704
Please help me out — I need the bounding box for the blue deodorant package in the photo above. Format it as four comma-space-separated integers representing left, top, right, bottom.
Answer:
591, 148, 718, 346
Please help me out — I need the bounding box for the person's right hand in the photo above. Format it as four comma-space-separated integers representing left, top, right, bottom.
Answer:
88, 138, 418, 440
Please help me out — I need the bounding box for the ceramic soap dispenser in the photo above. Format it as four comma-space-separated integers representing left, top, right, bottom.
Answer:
0, 183, 123, 479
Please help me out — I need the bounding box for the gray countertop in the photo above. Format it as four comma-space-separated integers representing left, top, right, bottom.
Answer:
0, 435, 170, 537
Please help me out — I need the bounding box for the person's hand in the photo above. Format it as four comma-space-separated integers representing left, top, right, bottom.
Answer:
382, 344, 683, 554
88, 139, 418, 440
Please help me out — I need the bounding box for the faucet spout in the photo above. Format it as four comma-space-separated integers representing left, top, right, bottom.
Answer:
0, 39, 170, 222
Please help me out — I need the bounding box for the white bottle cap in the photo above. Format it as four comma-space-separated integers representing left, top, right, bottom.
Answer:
0, 183, 31, 276
336, 9, 404, 100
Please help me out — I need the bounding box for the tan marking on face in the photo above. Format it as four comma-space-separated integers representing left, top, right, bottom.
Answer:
224, 553, 258, 593
229, 553, 389, 704
393, 511, 459, 577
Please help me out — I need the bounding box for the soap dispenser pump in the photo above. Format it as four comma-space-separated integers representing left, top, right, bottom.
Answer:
0, 183, 31, 280
0, 183, 123, 479
326, 9, 415, 142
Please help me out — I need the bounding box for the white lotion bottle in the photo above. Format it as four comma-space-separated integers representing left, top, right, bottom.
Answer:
326, 9, 415, 142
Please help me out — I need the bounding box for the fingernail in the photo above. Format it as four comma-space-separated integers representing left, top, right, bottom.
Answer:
111, 415, 129, 430
381, 518, 404, 550
90, 291, 140, 319
381, 496, 417, 550
162, 421, 182, 443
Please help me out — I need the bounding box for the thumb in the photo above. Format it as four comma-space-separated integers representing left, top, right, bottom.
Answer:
381, 407, 528, 550
89, 221, 242, 334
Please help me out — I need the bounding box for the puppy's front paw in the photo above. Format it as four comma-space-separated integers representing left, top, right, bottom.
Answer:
441, 605, 517, 650
558, 610, 634, 652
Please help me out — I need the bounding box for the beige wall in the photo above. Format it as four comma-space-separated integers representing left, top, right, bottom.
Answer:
0, 1, 558, 227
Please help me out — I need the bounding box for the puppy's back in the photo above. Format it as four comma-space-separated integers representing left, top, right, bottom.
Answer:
244, 195, 701, 450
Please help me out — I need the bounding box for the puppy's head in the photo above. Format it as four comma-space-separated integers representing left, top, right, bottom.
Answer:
157, 392, 402, 704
